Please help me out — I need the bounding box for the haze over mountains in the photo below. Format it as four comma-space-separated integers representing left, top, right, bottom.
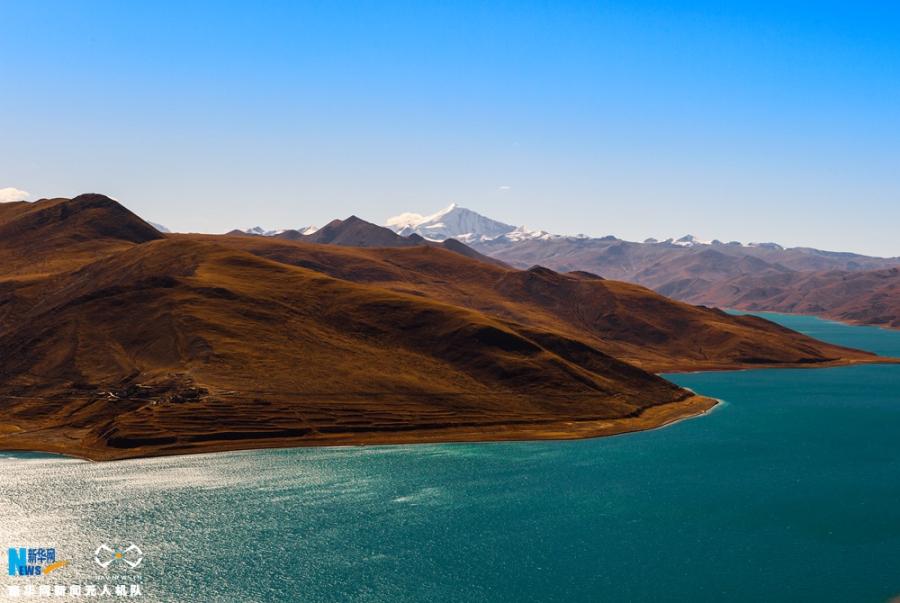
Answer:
0, 193, 885, 460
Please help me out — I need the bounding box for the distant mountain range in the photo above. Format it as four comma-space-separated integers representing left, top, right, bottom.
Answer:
229, 215, 505, 266
240, 225, 318, 237
1, 193, 883, 460
384, 205, 900, 328
678, 266, 900, 329
170, 203, 900, 329
232, 203, 548, 244
222, 202, 900, 329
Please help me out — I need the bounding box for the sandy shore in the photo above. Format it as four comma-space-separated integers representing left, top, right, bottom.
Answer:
0, 395, 719, 462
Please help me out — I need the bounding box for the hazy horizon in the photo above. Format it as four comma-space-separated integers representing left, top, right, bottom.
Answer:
2, 1, 899, 255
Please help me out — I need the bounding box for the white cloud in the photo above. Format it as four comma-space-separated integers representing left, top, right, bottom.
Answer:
0, 187, 30, 203
498, 185, 511, 191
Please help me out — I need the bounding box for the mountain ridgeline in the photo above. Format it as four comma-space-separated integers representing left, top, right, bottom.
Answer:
384, 204, 900, 329
0, 194, 889, 459
232, 214, 506, 266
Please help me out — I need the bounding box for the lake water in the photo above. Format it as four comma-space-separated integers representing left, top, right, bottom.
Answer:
2, 314, 899, 602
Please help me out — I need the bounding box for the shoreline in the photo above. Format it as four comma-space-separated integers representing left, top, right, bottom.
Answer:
726, 308, 900, 333
636, 355, 900, 375
2, 354, 897, 463
0, 395, 719, 462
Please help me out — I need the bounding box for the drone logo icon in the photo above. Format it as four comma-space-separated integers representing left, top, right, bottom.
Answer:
94, 543, 143, 569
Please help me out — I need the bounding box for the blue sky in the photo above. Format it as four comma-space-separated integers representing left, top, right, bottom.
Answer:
2, 1, 899, 255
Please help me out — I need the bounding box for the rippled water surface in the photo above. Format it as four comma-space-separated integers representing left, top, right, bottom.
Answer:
2, 314, 899, 602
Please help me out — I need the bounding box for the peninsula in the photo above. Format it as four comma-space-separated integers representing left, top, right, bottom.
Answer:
0, 195, 890, 460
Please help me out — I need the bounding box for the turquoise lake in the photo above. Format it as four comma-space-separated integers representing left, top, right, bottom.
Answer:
2, 313, 899, 602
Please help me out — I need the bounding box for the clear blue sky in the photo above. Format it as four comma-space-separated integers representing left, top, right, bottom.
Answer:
2, 1, 898, 255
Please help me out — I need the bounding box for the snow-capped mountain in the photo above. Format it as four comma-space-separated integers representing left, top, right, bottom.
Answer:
386, 205, 791, 251
244, 226, 280, 236
746, 241, 785, 251
503, 225, 558, 242
385, 204, 551, 243
670, 235, 711, 247
652, 235, 785, 250
241, 225, 318, 236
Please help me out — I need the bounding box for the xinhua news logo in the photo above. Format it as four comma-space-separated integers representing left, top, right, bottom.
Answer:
6, 547, 68, 577
5, 543, 146, 599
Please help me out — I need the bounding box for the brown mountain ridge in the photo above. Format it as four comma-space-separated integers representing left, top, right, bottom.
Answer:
0, 194, 891, 460
229, 215, 507, 266
472, 233, 900, 328
673, 267, 900, 329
